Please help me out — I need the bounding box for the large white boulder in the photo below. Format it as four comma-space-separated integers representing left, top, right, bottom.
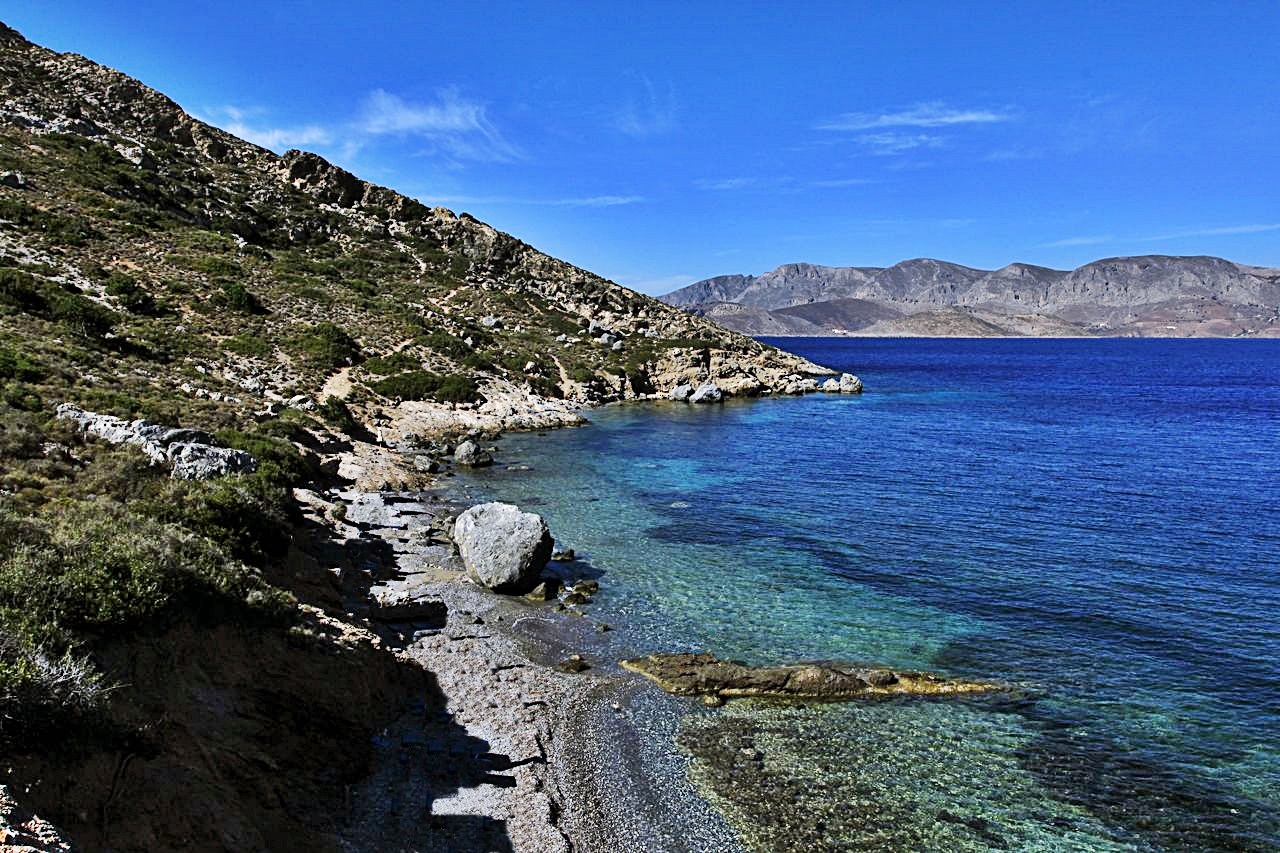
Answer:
453, 502, 553, 595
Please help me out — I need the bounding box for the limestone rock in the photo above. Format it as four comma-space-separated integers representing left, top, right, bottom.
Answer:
668, 384, 694, 402
689, 383, 724, 404
453, 439, 493, 468
55, 403, 256, 479
368, 590, 447, 623
839, 372, 864, 393
453, 502, 553, 595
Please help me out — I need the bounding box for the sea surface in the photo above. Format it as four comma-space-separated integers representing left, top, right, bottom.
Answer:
461, 337, 1280, 852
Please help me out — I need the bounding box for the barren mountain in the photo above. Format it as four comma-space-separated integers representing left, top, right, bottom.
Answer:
664, 256, 1280, 337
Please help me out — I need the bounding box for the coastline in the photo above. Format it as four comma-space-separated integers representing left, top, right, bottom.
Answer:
305, 428, 749, 853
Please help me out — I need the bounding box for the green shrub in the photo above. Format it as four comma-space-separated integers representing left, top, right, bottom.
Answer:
224, 332, 271, 357
317, 396, 359, 434
217, 280, 261, 313
363, 351, 420, 375
371, 370, 441, 401
142, 476, 297, 568
104, 272, 159, 315
0, 345, 45, 382
435, 374, 481, 403
288, 322, 359, 368
0, 502, 291, 648
48, 290, 118, 339
215, 429, 320, 491
0, 267, 49, 313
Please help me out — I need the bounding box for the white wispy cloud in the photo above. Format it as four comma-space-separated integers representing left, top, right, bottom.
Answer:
1146, 223, 1280, 240
858, 132, 945, 156
1040, 235, 1116, 248
1041, 223, 1280, 249
554, 195, 646, 207
819, 102, 1011, 132
418, 194, 645, 208
202, 106, 332, 151
359, 88, 521, 162
809, 177, 875, 188
695, 177, 759, 191
614, 74, 677, 136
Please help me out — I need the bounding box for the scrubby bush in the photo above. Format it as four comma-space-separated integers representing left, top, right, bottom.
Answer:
217, 280, 261, 313
363, 351, 420, 375
317, 395, 359, 434
223, 331, 271, 357
104, 272, 159, 315
0, 502, 291, 647
288, 321, 359, 368
0, 344, 45, 382
434, 373, 481, 403
371, 370, 441, 401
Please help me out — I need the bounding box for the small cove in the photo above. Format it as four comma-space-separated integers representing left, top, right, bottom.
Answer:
455, 337, 1280, 851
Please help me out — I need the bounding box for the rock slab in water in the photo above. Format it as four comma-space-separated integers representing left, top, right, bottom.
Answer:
688, 383, 724, 404
620, 652, 1000, 702
55, 403, 257, 479
453, 439, 493, 468
453, 502, 553, 595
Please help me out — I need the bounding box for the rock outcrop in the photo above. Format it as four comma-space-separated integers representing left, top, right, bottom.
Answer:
688, 383, 724, 404
453, 502, 553, 595
55, 403, 256, 479
620, 652, 1001, 703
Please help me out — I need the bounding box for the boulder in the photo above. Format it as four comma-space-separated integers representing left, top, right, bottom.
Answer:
369, 591, 447, 624
453, 502, 553, 595
689, 383, 724, 404
820, 378, 840, 392
668, 384, 694, 402
839, 373, 864, 393
453, 439, 493, 468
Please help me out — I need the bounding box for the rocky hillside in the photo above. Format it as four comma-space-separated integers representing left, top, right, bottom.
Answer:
0, 21, 831, 851
0, 21, 826, 438
664, 257, 1280, 337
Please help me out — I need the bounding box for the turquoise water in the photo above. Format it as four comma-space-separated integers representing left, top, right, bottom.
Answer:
461, 338, 1280, 851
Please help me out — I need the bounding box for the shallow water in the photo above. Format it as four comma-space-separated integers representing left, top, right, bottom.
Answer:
460, 338, 1280, 851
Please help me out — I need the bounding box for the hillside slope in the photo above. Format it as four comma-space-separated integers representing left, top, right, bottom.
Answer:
0, 21, 831, 851
663, 256, 1280, 337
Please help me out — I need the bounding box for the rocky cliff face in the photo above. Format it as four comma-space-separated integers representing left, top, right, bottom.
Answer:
664, 255, 1280, 337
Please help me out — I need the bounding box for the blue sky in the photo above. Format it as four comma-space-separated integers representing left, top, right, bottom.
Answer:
8, 2, 1280, 293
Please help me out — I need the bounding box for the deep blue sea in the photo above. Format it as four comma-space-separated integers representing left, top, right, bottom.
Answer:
463, 338, 1280, 851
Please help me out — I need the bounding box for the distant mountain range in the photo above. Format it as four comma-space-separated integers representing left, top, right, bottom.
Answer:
660, 256, 1280, 337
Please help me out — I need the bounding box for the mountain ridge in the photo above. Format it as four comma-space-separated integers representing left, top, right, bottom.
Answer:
663, 255, 1280, 337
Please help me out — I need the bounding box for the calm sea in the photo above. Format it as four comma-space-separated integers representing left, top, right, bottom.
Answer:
462, 337, 1280, 851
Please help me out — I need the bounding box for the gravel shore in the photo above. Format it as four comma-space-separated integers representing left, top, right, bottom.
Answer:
309, 472, 745, 853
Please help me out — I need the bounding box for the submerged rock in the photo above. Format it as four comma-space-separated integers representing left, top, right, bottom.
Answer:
453, 502, 553, 595
689, 383, 724, 404
620, 652, 1001, 702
